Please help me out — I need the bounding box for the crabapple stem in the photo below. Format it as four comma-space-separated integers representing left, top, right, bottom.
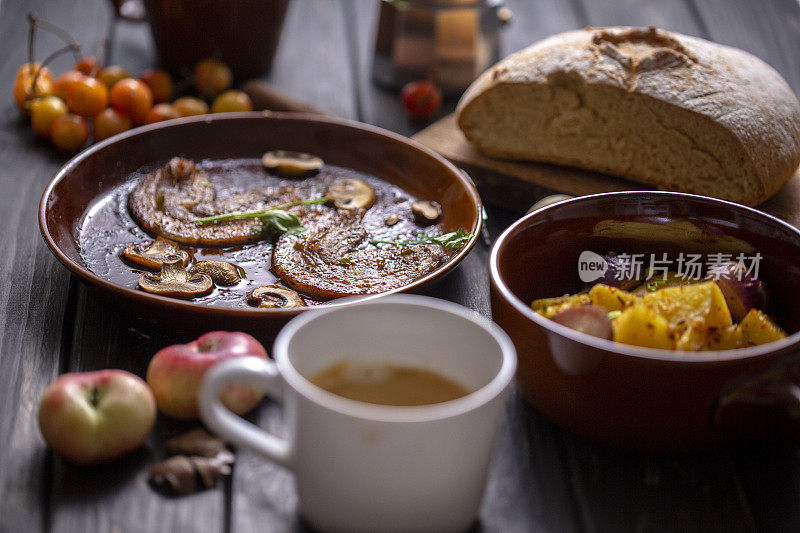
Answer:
29, 44, 81, 100
30, 13, 83, 63
27, 13, 37, 67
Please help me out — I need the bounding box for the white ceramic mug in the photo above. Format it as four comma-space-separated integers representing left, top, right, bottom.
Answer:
199, 295, 516, 533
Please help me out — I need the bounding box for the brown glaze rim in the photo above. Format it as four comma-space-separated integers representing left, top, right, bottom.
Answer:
489, 191, 800, 364
39, 112, 483, 319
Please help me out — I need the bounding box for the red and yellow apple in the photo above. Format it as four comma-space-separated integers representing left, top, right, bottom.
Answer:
38, 370, 156, 465
146, 331, 268, 419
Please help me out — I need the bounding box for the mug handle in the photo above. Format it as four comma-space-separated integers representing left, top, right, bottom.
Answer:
199, 356, 294, 468
713, 350, 800, 442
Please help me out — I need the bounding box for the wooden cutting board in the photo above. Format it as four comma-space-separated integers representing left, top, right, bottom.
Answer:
412, 113, 800, 228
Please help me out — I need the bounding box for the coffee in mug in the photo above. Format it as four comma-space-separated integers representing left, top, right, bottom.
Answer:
310, 359, 470, 406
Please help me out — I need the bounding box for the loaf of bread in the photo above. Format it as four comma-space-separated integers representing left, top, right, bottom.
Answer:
456, 26, 800, 205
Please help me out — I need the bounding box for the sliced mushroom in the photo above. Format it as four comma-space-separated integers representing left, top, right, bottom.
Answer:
248, 285, 306, 308
411, 200, 441, 225
385, 214, 400, 226
189, 261, 242, 286
138, 256, 213, 298
122, 237, 190, 270
326, 178, 375, 210
262, 150, 324, 176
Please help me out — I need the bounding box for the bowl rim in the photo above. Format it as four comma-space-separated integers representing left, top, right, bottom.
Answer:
39, 111, 483, 318
489, 190, 800, 364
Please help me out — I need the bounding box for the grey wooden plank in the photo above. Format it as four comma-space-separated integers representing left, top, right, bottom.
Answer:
351, 0, 585, 137
348, 0, 427, 137
561, 433, 759, 532
479, 211, 584, 533
229, 205, 585, 533
580, 0, 704, 35
16, 1, 358, 530
728, 441, 800, 533
500, 0, 589, 53
3, 1, 798, 533
228, 2, 359, 531
348, 1, 589, 531
0, 147, 72, 532
227, 403, 301, 533
5, 1, 231, 532
553, 2, 757, 531
479, 389, 583, 533
264, 0, 358, 120
692, 1, 800, 531
0, 0, 100, 529
693, 0, 800, 93
49, 289, 227, 533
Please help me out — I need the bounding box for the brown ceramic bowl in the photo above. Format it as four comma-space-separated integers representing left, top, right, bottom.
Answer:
489, 191, 800, 451
40, 112, 481, 340
142, 0, 290, 78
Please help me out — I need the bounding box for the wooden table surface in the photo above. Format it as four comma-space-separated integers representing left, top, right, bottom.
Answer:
2, 0, 800, 531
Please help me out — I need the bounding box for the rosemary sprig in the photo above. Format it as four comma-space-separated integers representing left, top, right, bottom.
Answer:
195, 197, 329, 236
195, 197, 329, 224
370, 228, 473, 252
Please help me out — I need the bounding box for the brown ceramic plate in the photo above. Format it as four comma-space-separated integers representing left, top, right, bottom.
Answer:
39, 112, 481, 336
489, 191, 800, 451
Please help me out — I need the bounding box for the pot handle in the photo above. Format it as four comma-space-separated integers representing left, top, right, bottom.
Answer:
713, 351, 800, 441
199, 356, 294, 468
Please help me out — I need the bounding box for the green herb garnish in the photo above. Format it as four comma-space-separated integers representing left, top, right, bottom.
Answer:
645, 278, 668, 292
195, 197, 329, 236
642, 268, 671, 292
370, 228, 473, 252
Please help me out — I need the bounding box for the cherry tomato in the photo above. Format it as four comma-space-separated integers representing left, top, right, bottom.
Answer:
66, 75, 108, 117
211, 90, 253, 113
30, 96, 68, 137
109, 78, 153, 125
194, 58, 232, 97
172, 96, 209, 117
75, 56, 100, 75
50, 114, 89, 152
93, 108, 132, 141
400, 80, 442, 120
14, 65, 54, 113
139, 68, 173, 103
96, 65, 132, 89
52, 70, 84, 101
145, 103, 180, 124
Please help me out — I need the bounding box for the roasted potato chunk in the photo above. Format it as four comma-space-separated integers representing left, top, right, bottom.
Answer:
612, 304, 675, 350
738, 309, 786, 346
531, 294, 591, 318
589, 284, 640, 312
642, 281, 732, 331
675, 324, 745, 351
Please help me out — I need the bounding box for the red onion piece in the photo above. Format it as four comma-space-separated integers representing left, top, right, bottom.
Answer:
706, 261, 766, 322
550, 305, 613, 340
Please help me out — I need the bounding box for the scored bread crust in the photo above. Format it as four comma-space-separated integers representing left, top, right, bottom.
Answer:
456, 26, 800, 205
